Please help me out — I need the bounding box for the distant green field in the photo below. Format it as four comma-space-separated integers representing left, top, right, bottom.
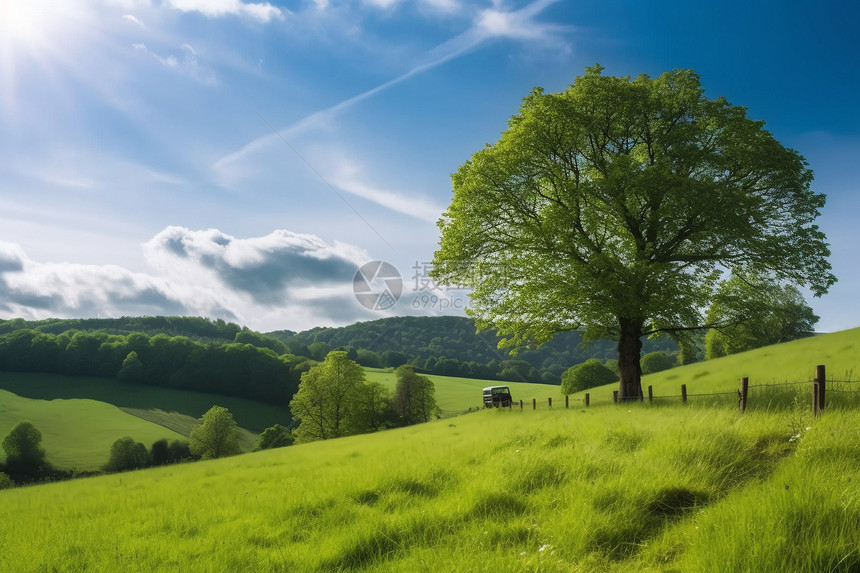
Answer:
364, 368, 559, 414
0, 388, 184, 471
0, 372, 294, 469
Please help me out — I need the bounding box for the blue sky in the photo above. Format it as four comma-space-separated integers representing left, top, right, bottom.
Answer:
0, 0, 858, 334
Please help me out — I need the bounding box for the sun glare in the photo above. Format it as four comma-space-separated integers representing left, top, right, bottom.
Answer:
0, 0, 88, 118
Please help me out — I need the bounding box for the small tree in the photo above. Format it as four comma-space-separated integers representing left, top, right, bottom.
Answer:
2, 421, 47, 476
705, 273, 819, 359
392, 365, 440, 425
290, 351, 384, 442
189, 406, 242, 459
256, 424, 294, 450
104, 437, 150, 472
117, 351, 144, 383
561, 359, 617, 395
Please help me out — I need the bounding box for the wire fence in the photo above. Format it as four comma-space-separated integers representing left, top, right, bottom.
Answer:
498, 364, 856, 414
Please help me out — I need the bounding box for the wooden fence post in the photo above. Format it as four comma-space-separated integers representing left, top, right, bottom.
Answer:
739, 377, 749, 413
585, 393, 590, 407
648, 385, 653, 404
815, 364, 826, 412
548, 397, 552, 408
519, 399, 523, 410
813, 382, 819, 416
532, 398, 536, 410
613, 390, 618, 403
681, 384, 687, 404
565, 395, 569, 408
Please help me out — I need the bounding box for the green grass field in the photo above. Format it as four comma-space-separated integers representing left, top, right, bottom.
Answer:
1, 402, 858, 571
1, 330, 860, 570
364, 368, 556, 415
0, 388, 185, 471
0, 372, 294, 469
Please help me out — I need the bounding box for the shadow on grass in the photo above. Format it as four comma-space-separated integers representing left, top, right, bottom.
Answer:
0, 372, 290, 433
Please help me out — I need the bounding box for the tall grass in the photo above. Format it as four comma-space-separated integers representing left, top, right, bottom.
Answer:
2, 402, 858, 571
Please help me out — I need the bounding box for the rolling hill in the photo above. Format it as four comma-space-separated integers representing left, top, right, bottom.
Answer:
1, 329, 859, 571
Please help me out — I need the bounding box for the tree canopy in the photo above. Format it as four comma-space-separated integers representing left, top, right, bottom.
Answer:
289, 351, 370, 443
393, 365, 440, 424
189, 406, 242, 459
432, 64, 834, 400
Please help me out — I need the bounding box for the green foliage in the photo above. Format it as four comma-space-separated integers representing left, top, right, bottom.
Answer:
308, 341, 332, 361
104, 437, 150, 472
705, 273, 819, 359
2, 421, 46, 470
640, 351, 677, 375
0, 471, 13, 489
188, 406, 241, 460
560, 359, 617, 394
117, 351, 144, 384
431, 64, 834, 400
393, 366, 441, 424
0, 327, 305, 404
256, 424, 294, 450
280, 316, 678, 382
289, 351, 372, 443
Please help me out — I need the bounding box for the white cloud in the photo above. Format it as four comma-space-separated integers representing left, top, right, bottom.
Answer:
0, 228, 386, 331
164, 0, 287, 22
122, 13, 146, 27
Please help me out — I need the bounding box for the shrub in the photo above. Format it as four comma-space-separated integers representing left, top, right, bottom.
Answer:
561, 359, 617, 394
104, 437, 150, 472
641, 351, 677, 374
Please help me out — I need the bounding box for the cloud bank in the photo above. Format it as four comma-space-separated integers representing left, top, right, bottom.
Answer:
0, 227, 383, 331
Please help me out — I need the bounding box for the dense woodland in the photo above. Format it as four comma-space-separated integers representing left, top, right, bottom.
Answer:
0, 316, 679, 398
0, 321, 306, 403
271, 316, 678, 383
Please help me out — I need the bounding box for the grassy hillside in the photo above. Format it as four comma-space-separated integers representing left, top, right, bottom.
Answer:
364, 368, 557, 414
1, 401, 858, 571
0, 388, 184, 471
0, 372, 293, 469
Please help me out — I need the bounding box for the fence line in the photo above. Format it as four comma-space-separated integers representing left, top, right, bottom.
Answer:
499, 364, 860, 414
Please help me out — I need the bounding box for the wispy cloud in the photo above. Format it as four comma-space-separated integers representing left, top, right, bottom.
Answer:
122, 13, 146, 27
133, 42, 217, 84
164, 0, 288, 22
213, 0, 566, 174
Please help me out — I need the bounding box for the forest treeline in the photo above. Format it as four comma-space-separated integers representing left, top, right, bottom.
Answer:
0, 327, 307, 403
0, 315, 679, 388
271, 316, 678, 384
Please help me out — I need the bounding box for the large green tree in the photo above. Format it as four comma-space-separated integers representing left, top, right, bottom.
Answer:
189, 406, 242, 459
289, 351, 369, 442
432, 65, 834, 400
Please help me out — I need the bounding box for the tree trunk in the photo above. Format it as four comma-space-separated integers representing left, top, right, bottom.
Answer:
617, 317, 643, 401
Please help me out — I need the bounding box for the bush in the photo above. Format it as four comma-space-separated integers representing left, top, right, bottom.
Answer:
104, 437, 150, 472
257, 424, 294, 450
640, 351, 677, 375
2, 421, 47, 477
561, 359, 617, 394
0, 472, 14, 490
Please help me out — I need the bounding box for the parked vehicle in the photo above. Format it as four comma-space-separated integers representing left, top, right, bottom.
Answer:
483, 386, 513, 408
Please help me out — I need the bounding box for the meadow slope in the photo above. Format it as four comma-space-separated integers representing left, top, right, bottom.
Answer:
1, 399, 859, 571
